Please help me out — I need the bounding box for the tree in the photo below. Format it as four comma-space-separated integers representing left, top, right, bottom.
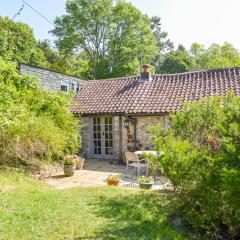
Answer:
160, 42, 240, 75
38, 40, 91, 79
38, 39, 61, 65
190, 42, 240, 70
51, 0, 157, 79
160, 45, 194, 74
150, 16, 173, 73
0, 17, 45, 64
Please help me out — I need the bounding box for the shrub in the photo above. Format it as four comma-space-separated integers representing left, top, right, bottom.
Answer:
138, 176, 154, 183
149, 93, 240, 239
0, 58, 80, 169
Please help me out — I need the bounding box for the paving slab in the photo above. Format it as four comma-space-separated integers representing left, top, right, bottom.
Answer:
46, 160, 171, 190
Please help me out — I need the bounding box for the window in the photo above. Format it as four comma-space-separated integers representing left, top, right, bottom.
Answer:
61, 85, 68, 92
76, 82, 80, 92
71, 82, 75, 91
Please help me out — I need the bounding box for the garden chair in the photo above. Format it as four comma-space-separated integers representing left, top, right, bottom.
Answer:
125, 152, 148, 178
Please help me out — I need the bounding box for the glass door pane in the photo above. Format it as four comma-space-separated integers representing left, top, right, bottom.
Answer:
104, 117, 113, 156
93, 117, 101, 155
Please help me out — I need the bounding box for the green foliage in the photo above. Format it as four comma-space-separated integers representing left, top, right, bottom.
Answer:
0, 58, 80, 168
190, 42, 240, 70
64, 159, 75, 165
38, 40, 91, 79
138, 176, 154, 183
161, 42, 240, 74
150, 16, 174, 73
107, 175, 120, 180
0, 17, 45, 64
150, 93, 240, 239
52, 0, 157, 79
160, 46, 194, 74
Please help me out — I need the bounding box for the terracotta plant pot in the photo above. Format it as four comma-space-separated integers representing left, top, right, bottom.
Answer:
107, 179, 120, 186
64, 164, 75, 177
138, 182, 153, 190
75, 157, 85, 170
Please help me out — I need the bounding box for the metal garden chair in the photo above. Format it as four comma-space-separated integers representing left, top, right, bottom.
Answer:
125, 152, 148, 178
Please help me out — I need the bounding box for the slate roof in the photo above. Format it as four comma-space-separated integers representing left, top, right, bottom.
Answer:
70, 67, 240, 115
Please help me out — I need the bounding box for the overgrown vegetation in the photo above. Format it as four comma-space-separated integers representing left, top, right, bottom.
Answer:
0, 58, 80, 169
0, 16, 45, 64
150, 93, 240, 239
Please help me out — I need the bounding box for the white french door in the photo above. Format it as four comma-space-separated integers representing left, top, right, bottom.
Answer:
91, 116, 114, 159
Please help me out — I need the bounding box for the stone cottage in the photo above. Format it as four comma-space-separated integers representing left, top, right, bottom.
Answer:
70, 65, 240, 163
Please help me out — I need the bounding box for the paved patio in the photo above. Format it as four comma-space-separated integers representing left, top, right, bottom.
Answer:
46, 159, 170, 190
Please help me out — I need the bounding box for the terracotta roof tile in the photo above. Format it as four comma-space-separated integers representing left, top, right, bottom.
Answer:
70, 67, 240, 115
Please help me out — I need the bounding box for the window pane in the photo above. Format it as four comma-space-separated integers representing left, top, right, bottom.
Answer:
97, 125, 101, 132
98, 148, 101, 154
105, 133, 109, 140
105, 125, 108, 132
109, 117, 112, 124
61, 85, 68, 92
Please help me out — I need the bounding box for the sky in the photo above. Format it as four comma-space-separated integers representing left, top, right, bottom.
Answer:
1, 0, 240, 49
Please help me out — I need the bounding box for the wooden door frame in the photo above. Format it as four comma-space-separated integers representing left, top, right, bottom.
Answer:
90, 116, 115, 160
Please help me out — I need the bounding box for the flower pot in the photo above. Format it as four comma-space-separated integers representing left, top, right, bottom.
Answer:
107, 179, 120, 186
64, 164, 75, 177
75, 157, 85, 170
138, 182, 153, 190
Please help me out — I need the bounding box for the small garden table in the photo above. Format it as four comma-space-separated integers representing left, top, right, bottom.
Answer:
134, 150, 163, 156
134, 150, 164, 179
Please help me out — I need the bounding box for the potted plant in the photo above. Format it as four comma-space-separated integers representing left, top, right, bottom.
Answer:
64, 159, 75, 177
107, 175, 120, 186
138, 176, 154, 190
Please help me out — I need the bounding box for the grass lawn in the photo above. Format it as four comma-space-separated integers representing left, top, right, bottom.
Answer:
0, 171, 189, 240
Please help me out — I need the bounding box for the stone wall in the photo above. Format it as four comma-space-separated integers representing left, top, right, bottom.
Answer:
81, 115, 168, 163
113, 116, 121, 161
19, 63, 84, 93
135, 115, 166, 151
81, 117, 91, 159
121, 115, 167, 162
